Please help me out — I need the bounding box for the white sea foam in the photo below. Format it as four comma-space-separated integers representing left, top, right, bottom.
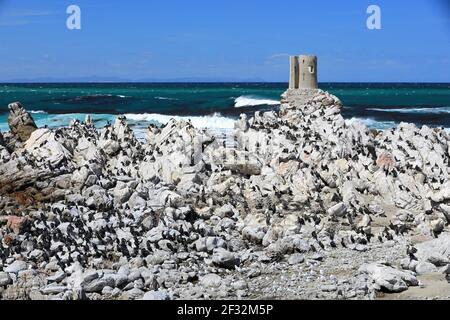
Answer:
124, 112, 236, 129
32, 113, 115, 129
345, 117, 397, 130
368, 107, 450, 114
234, 95, 279, 108
155, 96, 179, 101
104, 94, 129, 98
30, 110, 47, 114
84, 94, 128, 98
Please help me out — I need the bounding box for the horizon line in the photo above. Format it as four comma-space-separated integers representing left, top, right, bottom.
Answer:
1, 81, 449, 85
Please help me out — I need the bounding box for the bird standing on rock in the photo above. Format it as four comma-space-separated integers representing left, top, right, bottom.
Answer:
407, 245, 418, 260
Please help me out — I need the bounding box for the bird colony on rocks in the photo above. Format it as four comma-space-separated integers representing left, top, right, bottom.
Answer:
0, 89, 449, 300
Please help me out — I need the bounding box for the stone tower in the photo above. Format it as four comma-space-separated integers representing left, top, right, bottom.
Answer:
289, 56, 299, 89
298, 55, 318, 89
288, 55, 318, 89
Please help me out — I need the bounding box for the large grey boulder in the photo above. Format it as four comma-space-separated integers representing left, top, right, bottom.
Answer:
0, 128, 73, 193
415, 233, 450, 269
84, 276, 115, 293
359, 262, 418, 293
24, 128, 72, 166
4, 260, 28, 274
199, 273, 222, 288
142, 290, 171, 300
212, 248, 240, 269
0, 272, 12, 286
8, 102, 37, 142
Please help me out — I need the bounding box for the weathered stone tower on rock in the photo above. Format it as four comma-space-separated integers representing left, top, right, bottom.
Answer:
289, 55, 318, 89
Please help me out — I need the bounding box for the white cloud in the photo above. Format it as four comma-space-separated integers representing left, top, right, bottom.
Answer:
0, 9, 55, 26
7, 10, 55, 17
268, 53, 290, 60
0, 20, 31, 26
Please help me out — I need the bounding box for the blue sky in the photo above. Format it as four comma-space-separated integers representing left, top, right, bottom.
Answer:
0, 0, 448, 82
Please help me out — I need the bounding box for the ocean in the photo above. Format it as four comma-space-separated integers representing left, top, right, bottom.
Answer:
0, 83, 449, 136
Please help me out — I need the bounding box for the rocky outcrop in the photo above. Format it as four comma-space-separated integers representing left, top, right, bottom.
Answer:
7, 102, 37, 142
0, 88, 449, 300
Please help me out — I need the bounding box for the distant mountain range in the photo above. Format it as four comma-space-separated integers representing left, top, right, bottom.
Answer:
0, 76, 268, 83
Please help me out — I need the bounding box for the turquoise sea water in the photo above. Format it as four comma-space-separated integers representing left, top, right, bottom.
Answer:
0, 83, 449, 132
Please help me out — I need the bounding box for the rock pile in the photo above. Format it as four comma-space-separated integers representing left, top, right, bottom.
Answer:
0, 89, 449, 300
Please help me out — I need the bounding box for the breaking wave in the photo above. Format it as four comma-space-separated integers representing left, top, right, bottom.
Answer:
345, 117, 397, 130
124, 112, 236, 129
368, 107, 450, 114
234, 95, 279, 108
